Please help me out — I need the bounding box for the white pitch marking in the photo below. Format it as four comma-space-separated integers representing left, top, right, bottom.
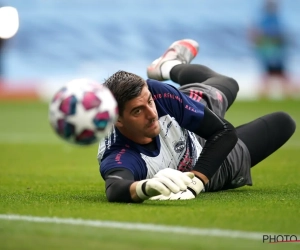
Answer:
0, 214, 279, 240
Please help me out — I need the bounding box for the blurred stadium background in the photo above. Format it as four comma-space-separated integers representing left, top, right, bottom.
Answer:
1, 0, 300, 100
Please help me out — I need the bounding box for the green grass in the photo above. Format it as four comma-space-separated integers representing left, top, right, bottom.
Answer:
0, 99, 300, 250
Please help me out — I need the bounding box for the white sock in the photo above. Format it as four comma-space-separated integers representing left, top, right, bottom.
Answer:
161, 60, 182, 80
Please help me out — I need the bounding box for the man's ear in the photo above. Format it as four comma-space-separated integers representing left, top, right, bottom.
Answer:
115, 117, 123, 128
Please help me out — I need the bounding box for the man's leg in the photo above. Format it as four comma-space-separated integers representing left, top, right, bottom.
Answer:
146, 39, 239, 110
170, 64, 239, 110
206, 112, 296, 192
236, 112, 296, 167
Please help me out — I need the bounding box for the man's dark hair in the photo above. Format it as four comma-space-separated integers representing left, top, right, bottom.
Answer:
103, 70, 147, 116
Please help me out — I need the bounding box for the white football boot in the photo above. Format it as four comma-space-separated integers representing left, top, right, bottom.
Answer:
147, 39, 199, 81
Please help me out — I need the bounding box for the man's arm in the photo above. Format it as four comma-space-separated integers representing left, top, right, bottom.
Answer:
104, 168, 138, 202
104, 168, 194, 203
192, 106, 238, 182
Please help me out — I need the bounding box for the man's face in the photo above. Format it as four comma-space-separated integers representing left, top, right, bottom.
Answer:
116, 85, 160, 144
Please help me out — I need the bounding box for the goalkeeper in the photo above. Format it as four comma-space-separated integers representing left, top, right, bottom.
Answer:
98, 39, 296, 202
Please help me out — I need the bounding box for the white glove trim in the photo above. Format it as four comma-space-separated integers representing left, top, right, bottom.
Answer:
136, 180, 149, 200
187, 175, 205, 195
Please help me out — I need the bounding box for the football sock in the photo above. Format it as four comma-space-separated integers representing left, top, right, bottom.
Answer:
161, 60, 182, 80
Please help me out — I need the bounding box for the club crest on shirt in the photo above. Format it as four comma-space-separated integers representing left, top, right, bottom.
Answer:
174, 140, 185, 153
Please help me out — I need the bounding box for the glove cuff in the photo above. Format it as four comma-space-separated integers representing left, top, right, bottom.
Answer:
187, 175, 205, 196
194, 175, 205, 186
136, 180, 150, 200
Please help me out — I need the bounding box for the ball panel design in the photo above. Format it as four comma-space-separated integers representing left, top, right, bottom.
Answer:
82, 92, 101, 110
75, 129, 96, 145
52, 87, 67, 103
59, 95, 77, 115
57, 119, 75, 138
94, 111, 110, 130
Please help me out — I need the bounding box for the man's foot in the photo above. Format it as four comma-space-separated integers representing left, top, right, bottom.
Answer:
147, 39, 199, 81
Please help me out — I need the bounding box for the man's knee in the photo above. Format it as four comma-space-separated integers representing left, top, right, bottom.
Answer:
223, 76, 239, 93
211, 76, 239, 107
274, 112, 296, 136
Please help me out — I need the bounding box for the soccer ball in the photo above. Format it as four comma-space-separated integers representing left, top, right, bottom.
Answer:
49, 78, 118, 145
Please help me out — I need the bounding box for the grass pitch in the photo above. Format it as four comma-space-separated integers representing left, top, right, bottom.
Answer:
0, 99, 299, 250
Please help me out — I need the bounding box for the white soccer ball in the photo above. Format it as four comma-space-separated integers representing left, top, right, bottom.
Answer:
49, 78, 118, 145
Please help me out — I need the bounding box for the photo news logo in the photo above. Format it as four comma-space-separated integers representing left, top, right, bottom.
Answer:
263, 235, 300, 243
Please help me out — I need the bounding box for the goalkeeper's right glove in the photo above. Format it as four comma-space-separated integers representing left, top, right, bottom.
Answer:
149, 174, 205, 200
135, 168, 193, 200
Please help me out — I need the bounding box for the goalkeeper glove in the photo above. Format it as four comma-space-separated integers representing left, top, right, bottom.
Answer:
135, 168, 193, 200
149, 174, 205, 200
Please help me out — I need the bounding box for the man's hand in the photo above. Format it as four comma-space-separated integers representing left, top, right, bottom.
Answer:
135, 168, 193, 200
149, 174, 205, 200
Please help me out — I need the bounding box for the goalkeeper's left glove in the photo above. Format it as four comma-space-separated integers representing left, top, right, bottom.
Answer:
149, 173, 205, 200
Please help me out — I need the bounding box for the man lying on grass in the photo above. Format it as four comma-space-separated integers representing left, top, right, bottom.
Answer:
98, 39, 296, 202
